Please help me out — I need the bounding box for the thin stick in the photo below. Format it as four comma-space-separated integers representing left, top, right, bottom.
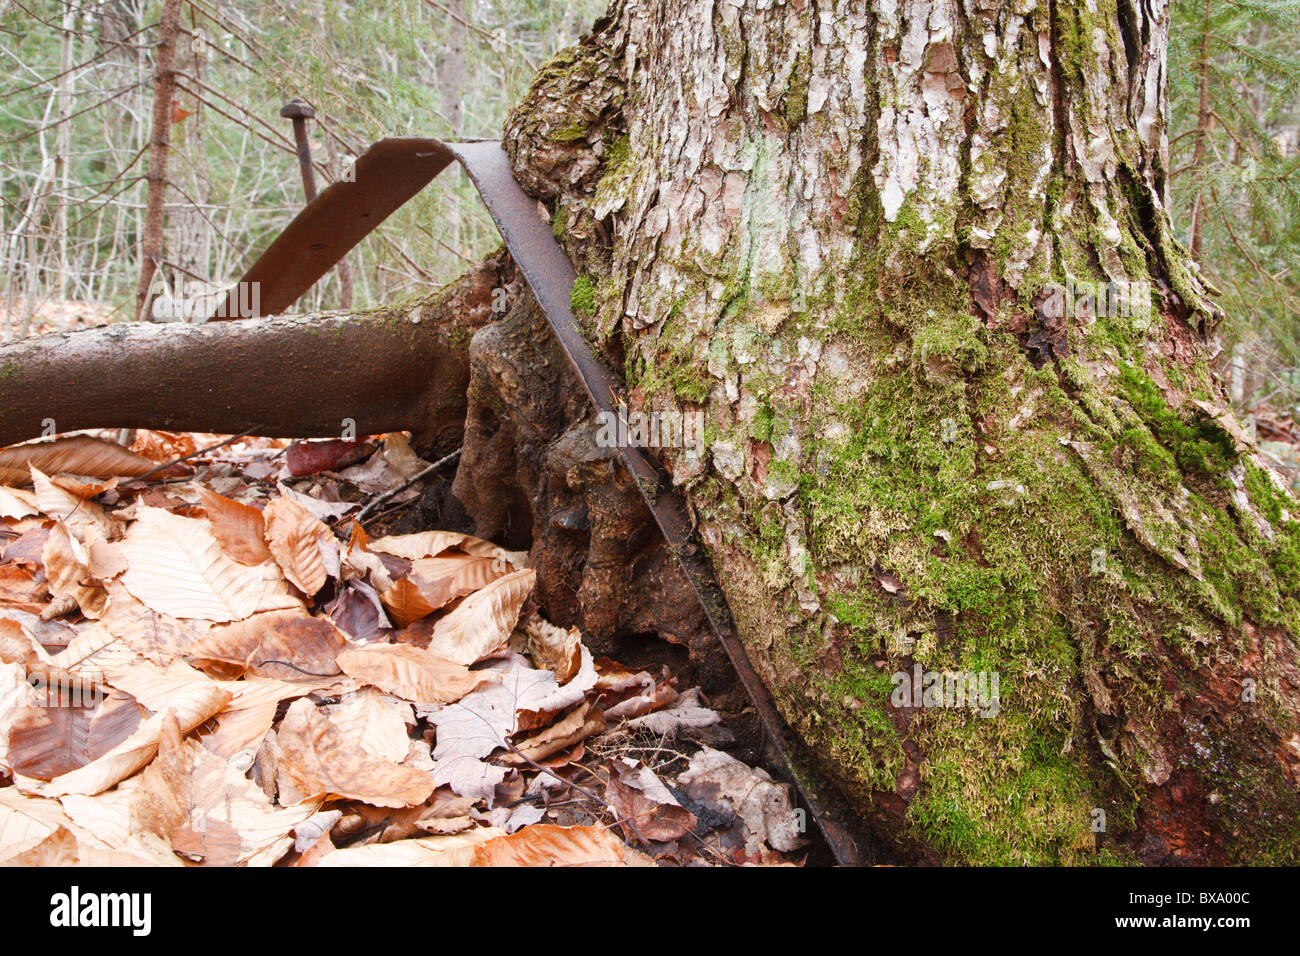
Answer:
124, 426, 264, 484
348, 447, 461, 527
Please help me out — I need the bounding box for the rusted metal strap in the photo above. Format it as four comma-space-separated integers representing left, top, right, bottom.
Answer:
213, 138, 867, 866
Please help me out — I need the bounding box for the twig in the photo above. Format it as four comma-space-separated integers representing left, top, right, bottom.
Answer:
123, 426, 264, 484
347, 447, 461, 527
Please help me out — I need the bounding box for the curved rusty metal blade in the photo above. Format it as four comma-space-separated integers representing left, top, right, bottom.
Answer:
214, 138, 870, 865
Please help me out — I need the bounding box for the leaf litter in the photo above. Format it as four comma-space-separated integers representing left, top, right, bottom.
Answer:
0, 429, 808, 866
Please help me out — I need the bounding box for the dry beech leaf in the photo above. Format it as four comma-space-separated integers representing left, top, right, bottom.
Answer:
425, 649, 595, 801
42, 521, 107, 619
369, 530, 525, 568
0, 563, 47, 612
262, 497, 334, 596
471, 824, 637, 867
118, 506, 300, 622
314, 827, 506, 867
1, 660, 33, 773
0, 485, 39, 517
30, 465, 111, 534
129, 713, 321, 866
35, 683, 233, 797
624, 687, 721, 735
409, 555, 507, 611
187, 609, 345, 680
99, 580, 213, 665
427, 568, 536, 665
605, 757, 697, 843
0, 786, 74, 861
378, 577, 435, 628
523, 615, 582, 684
327, 688, 414, 763
7, 692, 142, 781
275, 698, 434, 808
51, 475, 118, 499
198, 488, 270, 565
502, 701, 605, 764
0, 436, 156, 479
336, 643, 495, 705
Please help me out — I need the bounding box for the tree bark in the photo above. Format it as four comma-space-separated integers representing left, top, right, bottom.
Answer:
132, 0, 182, 324
496, 0, 1299, 864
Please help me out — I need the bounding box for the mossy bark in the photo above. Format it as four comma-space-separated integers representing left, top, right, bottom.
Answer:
504, 0, 1300, 864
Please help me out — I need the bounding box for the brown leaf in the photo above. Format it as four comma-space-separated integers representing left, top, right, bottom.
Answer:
605, 757, 697, 843
471, 824, 637, 867
197, 488, 270, 565
503, 701, 605, 764
263, 496, 334, 596
7, 692, 142, 780
42, 521, 107, 619
276, 697, 434, 808
378, 577, 435, 628
118, 506, 300, 621
129, 713, 320, 866
523, 615, 582, 684
187, 609, 345, 680
0, 436, 156, 479
336, 643, 494, 704
427, 568, 536, 665
34, 682, 233, 796
286, 439, 375, 477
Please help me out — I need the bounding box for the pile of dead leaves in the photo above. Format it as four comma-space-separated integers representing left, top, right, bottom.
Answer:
0, 430, 805, 866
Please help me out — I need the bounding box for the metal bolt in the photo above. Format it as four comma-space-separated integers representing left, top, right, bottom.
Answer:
280, 99, 318, 202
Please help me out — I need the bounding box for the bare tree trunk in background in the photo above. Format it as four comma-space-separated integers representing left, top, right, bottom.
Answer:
132, 0, 182, 323
437, 0, 467, 136
54, 2, 78, 304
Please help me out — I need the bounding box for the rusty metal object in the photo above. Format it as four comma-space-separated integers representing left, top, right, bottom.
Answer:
279, 99, 319, 202
208, 138, 869, 866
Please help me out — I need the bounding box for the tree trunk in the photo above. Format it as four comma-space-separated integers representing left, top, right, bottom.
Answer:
133, 0, 182, 323
495, 0, 1300, 864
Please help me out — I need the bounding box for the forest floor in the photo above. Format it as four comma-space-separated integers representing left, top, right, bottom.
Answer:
0, 424, 815, 866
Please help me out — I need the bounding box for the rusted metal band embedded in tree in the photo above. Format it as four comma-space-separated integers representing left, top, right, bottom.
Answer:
211, 138, 868, 866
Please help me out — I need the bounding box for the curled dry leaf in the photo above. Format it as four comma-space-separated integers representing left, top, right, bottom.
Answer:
118, 506, 300, 622
427, 568, 536, 666
42, 522, 107, 619
30, 466, 112, 535
502, 700, 605, 764
471, 824, 640, 867
523, 615, 582, 684
275, 698, 434, 809
369, 530, 525, 568
378, 577, 434, 629
262, 496, 335, 597
0, 435, 156, 479
677, 747, 803, 853
197, 488, 270, 566
605, 757, 697, 843
336, 642, 494, 705
624, 687, 721, 735
187, 609, 346, 680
